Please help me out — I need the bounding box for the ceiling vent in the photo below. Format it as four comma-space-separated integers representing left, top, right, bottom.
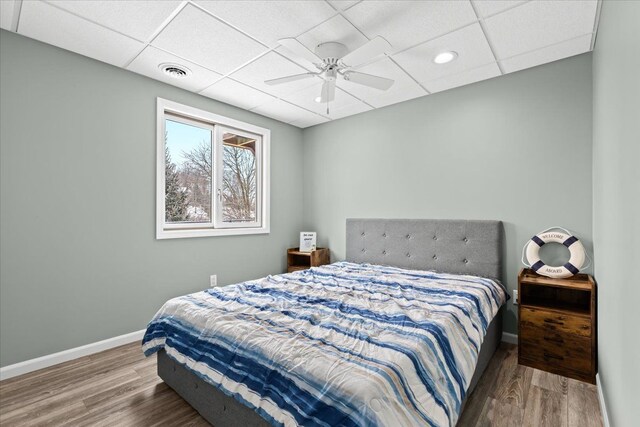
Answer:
159, 63, 191, 79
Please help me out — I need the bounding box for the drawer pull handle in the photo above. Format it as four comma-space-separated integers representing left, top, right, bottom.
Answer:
543, 352, 564, 361
544, 318, 564, 325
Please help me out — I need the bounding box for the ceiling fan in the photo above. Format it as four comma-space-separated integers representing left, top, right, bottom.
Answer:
265, 37, 395, 108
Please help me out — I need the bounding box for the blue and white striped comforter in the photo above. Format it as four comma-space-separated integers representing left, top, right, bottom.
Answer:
142, 262, 506, 427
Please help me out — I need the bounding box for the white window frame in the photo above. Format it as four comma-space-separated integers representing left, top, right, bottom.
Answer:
156, 98, 270, 239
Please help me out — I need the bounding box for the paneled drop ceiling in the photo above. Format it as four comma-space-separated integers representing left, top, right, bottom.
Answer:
0, 0, 600, 128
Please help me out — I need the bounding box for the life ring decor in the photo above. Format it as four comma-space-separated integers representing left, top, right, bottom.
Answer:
524, 230, 586, 279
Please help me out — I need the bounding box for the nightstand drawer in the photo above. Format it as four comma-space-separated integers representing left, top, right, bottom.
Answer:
520, 306, 591, 337
520, 324, 591, 353
519, 335, 592, 375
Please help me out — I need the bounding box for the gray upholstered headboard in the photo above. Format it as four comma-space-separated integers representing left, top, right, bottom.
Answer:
346, 219, 503, 281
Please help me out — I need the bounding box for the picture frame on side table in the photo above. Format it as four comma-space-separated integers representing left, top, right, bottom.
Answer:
299, 232, 317, 252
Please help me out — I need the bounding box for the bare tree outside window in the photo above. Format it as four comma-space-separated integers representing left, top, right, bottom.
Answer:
164, 119, 212, 224
222, 142, 256, 222
180, 142, 212, 222
165, 125, 257, 224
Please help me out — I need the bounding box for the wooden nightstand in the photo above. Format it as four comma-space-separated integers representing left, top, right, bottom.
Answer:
287, 248, 330, 273
518, 268, 596, 384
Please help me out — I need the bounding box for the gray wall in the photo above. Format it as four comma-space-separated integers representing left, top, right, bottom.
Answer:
303, 53, 594, 335
592, 1, 640, 426
0, 30, 304, 367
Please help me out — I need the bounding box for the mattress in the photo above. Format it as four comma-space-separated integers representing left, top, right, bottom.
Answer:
142, 262, 507, 427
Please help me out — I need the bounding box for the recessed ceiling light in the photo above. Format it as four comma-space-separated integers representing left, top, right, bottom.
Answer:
314, 96, 322, 103
433, 51, 458, 64
159, 63, 191, 78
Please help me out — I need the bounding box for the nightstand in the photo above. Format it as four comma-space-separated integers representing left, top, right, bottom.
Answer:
287, 248, 330, 273
518, 268, 596, 384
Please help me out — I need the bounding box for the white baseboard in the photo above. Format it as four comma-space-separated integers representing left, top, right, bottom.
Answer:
501, 332, 518, 344
596, 373, 610, 427
0, 329, 145, 381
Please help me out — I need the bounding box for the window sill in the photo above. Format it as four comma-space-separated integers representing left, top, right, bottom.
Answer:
156, 226, 270, 240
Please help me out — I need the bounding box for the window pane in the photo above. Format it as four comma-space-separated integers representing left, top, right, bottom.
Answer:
222, 132, 257, 223
165, 119, 212, 223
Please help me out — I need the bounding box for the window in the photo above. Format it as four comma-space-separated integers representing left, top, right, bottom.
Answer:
157, 98, 270, 239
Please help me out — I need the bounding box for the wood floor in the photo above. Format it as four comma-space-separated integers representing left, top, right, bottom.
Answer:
0, 342, 603, 427
457, 343, 603, 427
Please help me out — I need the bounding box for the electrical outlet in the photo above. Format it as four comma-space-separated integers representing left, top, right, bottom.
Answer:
210, 275, 217, 288
513, 290, 519, 305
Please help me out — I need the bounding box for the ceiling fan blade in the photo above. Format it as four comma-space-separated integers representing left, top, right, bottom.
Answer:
344, 71, 394, 91
264, 72, 317, 85
319, 79, 336, 103
340, 36, 392, 68
278, 38, 322, 65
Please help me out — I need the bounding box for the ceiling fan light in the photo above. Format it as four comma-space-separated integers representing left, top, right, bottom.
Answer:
433, 51, 458, 64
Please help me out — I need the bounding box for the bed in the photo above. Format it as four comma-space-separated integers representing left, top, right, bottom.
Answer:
143, 219, 506, 427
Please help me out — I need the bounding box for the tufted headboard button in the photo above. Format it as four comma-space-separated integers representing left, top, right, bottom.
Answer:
463, 237, 468, 243
433, 236, 437, 240
433, 255, 437, 260
382, 250, 386, 255
406, 253, 411, 258
463, 259, 469, 264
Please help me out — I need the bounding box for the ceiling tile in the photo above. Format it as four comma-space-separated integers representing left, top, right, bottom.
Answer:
281, 81, 365, 117
484, 0, 598, 60
297, 15, 368, 53
471, 0, 526, 19
289, 114, 330, 129
152, 4, 267, 74
194, 1, 336, 47
0, 0, 17, 31
393, 23, 496, 87
251, 99, 322, 124
340, 58, 426, 108
327, 1, 361, 11
343, 0, 477, 52
501, 34, 592, 74
230, 51, 320, 98
273, 46, 319, 72
355, 83, 427, 109
425, 62, 501, 93
47, 0, 182, 42
127, 46, 221, 92
200, 78, 276, 111
18, 1, 144, 67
